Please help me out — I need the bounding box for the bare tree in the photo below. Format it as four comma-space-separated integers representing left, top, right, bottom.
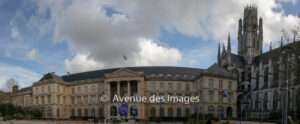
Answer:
3, 78, 19, 92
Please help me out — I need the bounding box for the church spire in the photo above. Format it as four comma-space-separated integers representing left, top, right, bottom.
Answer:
227, 33, 231, 54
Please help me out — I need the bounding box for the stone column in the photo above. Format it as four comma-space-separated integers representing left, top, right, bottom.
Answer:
128, 81, 131, 96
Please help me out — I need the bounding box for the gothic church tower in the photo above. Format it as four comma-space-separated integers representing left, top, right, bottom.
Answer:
238, 5, 263, 64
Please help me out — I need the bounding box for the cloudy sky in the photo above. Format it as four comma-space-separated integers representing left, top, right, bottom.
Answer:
0, 0, 299, 90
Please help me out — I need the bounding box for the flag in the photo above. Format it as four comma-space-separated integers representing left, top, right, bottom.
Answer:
222, 91, 227, 97
123, 55, 127, 61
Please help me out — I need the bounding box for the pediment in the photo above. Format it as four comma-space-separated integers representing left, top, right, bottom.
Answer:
105, 68, 143, 78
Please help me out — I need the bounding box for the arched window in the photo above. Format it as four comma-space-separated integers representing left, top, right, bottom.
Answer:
208, 106, 215, 117
47, 107, 52, 118
226, 107, 233, 118
57, 108, 60, 117
98, 108, 103, 117
177, 108, 181, 117
185, 108, 190, 117
130, 105, 138, 117
217, 106, 224, 119
168, 107, 173, 117
110, 106, 117, 116
273, 91, 278, 109
263, 92, 268, 110
91, 108, 95, 117
84, 108, 88, 117
151, 107, 156, 117
77, 109, 82, 117
160, 107, 164, 117
71, 109, 75, 116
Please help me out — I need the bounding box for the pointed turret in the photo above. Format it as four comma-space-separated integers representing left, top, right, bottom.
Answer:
227, 33, 231, 54
269, 41, 272, 51
218, 42, 221, 66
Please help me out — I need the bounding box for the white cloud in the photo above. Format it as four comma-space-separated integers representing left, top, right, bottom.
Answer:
26, 48, 39, 62
0, 62, 40, 91
26, 0, 299, 73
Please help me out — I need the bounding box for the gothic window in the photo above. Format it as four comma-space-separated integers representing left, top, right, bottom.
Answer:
151, 107, 156, 117
177, 108, 181, 117
273, 91, 278, 109
263, 92, 268, 110
168, 107, 173, 117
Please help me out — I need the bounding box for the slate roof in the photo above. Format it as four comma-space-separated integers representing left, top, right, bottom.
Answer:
254, 41, 300, 66
18, 86, 32, 93
61, 66, 205, 82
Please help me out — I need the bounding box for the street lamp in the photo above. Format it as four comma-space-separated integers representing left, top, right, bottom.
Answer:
281, 46, 295, 124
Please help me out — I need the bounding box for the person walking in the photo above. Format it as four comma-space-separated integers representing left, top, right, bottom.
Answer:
287, 115, 293, 124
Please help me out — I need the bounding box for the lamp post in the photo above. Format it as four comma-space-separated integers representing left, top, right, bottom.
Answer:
281, 46, 295, 124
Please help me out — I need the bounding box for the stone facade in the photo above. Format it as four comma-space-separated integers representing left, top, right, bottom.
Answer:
10, 65, 237, 120
218, 5, 300, 119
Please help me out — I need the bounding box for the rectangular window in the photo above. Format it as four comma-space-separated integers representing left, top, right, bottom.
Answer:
42, 87, 45, 94
177, 83, 181, 91
63, 87, 65, 94
91, 96, 95, 104
91, 85, 95, 93
63, 96, 66, 104
209, 79, 214, 89
228, 81, 232, 90
78, 87, 81, 94
219, 80, 223, 89
199, 80, 203, 88
36, 97, 39, 104
228, 94, 232, 103
160, 83, 164, 91
151, 83, 155, 91
36, 88, 39, 95
98, 85, 103, 93
72, 88, 75, 94
219, 93, 223, 102
41, 96, 45, 104
84, 86, 88, 94
168, 83, 172, 91
57, 86, 60, 93
47, 95, 51, 104
48, 86, 51, 93
71, 96, 75, 104
209, 92, 214, 102
186, 84, 190, 91
84, 96, 88, 104
57, 95, 60, 104
78, 96, 82, 104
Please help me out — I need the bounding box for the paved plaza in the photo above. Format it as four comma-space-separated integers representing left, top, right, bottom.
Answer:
0, 120, 278, 124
